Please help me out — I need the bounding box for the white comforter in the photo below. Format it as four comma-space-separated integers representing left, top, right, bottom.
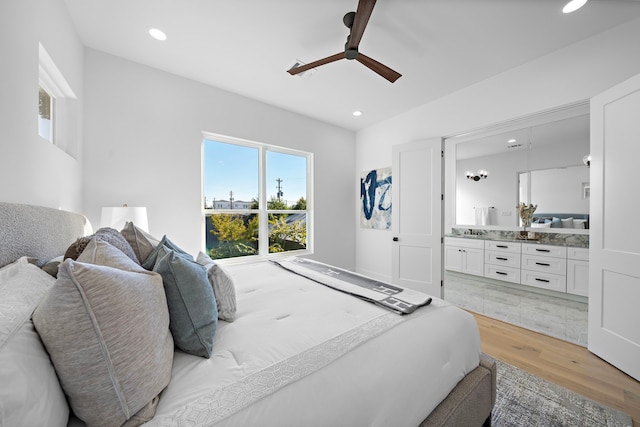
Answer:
148, 261, 480, 427
69, 260, 481, 427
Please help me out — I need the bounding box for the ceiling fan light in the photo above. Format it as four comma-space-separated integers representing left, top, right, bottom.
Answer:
149, 28, 167, 41
562, 0, 588, 14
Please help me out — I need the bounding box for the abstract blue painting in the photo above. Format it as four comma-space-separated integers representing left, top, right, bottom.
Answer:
360, 167, 392, 229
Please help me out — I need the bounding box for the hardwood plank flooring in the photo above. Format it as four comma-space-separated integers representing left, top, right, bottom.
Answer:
472, 311, 640, 426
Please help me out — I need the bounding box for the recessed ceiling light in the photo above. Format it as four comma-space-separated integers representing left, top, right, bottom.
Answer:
149, 28, 167, 41
507, 139, 517, 143
353, 111, 362, 117
562, 0, 588, 14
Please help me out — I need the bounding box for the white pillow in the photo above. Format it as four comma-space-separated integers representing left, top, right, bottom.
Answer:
531, 221, 551, 228
0, 257, 69, 427
573, 219, 587, 229
561, 217, 574, 228
196, 251, 237, 322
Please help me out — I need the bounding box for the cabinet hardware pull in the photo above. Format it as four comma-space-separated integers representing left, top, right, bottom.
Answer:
535, 262, 550, 266
535, 278, 550, 283
496, 271, 507, 275
496, 257, 508, 261
536, 249, 551, 252
497, 245, 508, 248
393, 237, 399, 242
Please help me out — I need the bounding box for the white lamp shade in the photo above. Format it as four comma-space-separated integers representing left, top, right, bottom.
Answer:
100, 206, 148, 232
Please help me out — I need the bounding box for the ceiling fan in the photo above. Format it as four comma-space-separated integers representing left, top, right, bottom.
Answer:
287, 0, 402, 83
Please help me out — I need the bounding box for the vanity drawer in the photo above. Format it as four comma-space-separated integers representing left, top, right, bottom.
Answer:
521, 243, 567, 259
485, 241, 521, 253
567, 247, 589, 261
485, 251, 521, 268
521, 254, 567, 275
521, 270, 566, 292
445, 237, 485, 249
485, 264, 520, 284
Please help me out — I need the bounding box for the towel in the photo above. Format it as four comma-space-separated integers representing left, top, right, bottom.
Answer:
475, 207, 489, 226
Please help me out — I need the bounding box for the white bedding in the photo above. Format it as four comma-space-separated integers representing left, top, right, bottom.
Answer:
141, 260, 481, 427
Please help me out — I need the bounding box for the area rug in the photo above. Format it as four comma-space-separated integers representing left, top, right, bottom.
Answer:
492, 359, 632, 426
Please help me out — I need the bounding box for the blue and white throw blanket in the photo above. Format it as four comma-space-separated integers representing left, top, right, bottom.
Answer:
271, 257, 432, 314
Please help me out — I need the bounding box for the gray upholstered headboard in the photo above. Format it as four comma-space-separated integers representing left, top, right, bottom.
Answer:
0, 202, 90, 268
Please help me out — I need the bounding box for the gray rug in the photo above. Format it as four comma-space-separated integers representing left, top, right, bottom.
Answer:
493, 359, 632, 426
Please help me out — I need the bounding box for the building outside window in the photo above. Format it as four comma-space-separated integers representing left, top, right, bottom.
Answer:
203, 134, 312, 260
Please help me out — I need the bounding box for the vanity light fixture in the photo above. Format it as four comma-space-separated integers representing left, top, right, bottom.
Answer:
562, 0, 588, 14
583, 154, 591, 167
466, 170, 489, 181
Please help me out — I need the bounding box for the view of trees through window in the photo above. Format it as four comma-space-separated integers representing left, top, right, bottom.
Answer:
203, 137, 310, 260
38, 86, 53, 141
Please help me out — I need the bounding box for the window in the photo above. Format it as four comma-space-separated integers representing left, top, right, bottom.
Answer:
38, 86, 54, 142
38, 43, 78, 157
203, 134, 312, 260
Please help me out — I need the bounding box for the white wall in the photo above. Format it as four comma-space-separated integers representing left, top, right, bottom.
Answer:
355, 18, 640, 281
0, 0, 84, 212
83, 50, 356, 268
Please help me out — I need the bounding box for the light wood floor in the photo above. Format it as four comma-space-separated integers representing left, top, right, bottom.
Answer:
472, 311, 640, 426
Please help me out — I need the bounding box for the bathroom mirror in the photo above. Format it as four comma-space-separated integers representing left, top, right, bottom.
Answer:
450, 104, 590, 228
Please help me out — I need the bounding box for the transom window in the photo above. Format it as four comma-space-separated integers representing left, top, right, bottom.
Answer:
38, 85, 54, 142
202, 134, 312, 260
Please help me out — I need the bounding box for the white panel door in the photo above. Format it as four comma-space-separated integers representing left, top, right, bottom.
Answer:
589, 73, 640, 381
392, 139, 442, 297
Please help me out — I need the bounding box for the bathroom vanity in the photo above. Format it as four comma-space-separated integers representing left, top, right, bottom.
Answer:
445, 233, 589, 298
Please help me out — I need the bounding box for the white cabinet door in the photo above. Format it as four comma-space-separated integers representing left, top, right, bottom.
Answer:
589, 72, 640, 381
392, 139, 442, 297
567, 260, 589, 297
444, 245, 463, 272
463, 248, 485, 276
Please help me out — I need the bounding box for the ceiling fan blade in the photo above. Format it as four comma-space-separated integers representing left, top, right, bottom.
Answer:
347, 0, 376, 50
356, 53, 402, 83
287, 52, 345, 75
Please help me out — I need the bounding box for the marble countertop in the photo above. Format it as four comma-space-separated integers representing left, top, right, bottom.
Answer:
445, 233, 589, 248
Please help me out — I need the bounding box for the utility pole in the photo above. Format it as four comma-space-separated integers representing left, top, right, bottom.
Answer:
229, 191, 234, 209
276, 178, 283, 201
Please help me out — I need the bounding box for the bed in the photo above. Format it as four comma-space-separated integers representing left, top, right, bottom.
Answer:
0, 202, 495, 427
531, 213, 589, 229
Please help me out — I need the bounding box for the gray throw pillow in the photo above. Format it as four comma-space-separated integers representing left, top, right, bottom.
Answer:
153, 246, 218, 358
120, 221, 161, 264
196, 251, 237, 322
64, 227, 139, 264
32, 255, 174, 427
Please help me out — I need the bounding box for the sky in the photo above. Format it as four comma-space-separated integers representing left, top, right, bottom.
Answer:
203, 139, 307, 206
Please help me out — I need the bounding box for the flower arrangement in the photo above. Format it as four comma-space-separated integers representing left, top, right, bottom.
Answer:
517, 202, 537, 228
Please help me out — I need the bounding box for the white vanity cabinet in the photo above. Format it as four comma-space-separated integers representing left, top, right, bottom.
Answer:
484, 241, 521, 283
566, 247, 589, 297
445, 235, 588, 299
520, 243, 567, 292
444, 237, 484, 276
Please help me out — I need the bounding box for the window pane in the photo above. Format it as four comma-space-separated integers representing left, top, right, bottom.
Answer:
206, 213, 258, 259
268, 213, 307, 253
38, 86, 53, 141
266, 151, 306, 209
203, 140, 258, 209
